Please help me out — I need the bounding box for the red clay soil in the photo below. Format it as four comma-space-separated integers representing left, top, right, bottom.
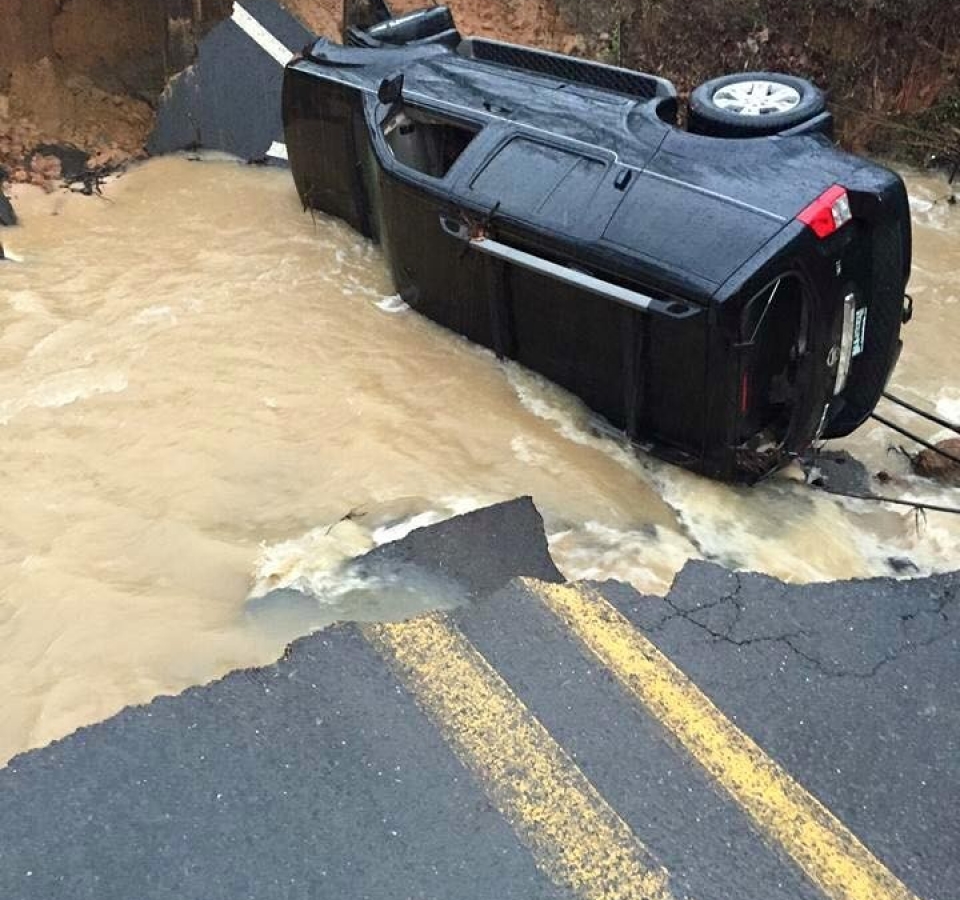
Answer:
913, 438, 960, 485
1, 0, 956, 191
0, 0, 231, 188
616, 0, 959, 157
282, 0, 578, 50
0, 0, 574, 190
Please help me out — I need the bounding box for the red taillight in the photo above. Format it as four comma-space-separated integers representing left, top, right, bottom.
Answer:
797, 184, 852, 238
739, 370, 750, 416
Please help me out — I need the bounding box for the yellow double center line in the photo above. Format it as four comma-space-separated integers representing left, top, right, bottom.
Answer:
366, 581, 921, 900
365, 614, 674, 900
530, 580, 920, 900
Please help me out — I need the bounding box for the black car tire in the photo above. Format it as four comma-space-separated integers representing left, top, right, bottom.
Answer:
688, 72, 826, 138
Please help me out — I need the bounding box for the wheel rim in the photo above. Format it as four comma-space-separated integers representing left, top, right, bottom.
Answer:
712, 80, 802, 117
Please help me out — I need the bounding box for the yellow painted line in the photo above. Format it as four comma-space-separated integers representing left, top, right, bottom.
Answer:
364, 614, 674, 900
530, 579, 921, 900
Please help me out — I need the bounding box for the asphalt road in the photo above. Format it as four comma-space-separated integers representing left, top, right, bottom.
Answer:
149, 0, 310, 162
0, 498, 955, 900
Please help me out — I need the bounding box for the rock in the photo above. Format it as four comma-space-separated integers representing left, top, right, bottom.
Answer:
912, 438, 960, 484
32, 143, 90, 182
0, 192, 16, 227
888, 556, 920, 575
85, 144, 134, 173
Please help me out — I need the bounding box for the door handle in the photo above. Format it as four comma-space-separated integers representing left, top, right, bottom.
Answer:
439, 215, 469, 240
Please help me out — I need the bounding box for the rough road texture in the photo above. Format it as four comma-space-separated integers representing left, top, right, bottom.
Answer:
0, 500, 955, 900
604, 561, 960, 900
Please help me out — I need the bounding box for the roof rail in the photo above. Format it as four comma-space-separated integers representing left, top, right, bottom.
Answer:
462, 39, 674, 101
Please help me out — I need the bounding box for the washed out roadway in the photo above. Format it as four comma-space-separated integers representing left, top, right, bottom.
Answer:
0, 498, 955, 900
11, 0, 955, 895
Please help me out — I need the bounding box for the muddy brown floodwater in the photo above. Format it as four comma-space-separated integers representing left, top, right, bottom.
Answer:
1, 155, 958, 764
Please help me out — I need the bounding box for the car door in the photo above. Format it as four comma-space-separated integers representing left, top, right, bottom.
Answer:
455, 135, 652, 429
455, 134, 707, 445
364, 96, 501, 348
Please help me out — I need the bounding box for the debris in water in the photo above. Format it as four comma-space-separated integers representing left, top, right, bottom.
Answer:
0, 185, 16, 227
912, 438, 960, 485
799, 449, 872, 494
887, 556, 920, 575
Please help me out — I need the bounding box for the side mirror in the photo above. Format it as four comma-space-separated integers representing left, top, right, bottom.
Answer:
378, 73, 404, 106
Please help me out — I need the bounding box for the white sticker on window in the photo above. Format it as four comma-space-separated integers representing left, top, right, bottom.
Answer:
852, 307, 868, 357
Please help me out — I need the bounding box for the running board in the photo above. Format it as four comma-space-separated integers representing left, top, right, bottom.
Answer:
441, 217, 699, 320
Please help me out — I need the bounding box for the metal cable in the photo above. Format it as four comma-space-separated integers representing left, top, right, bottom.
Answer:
881, 391, 960, 436
819, 488, 960, 516
870, 412, 960, 465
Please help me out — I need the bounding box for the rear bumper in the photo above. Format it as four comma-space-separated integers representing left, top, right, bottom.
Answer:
698, 174, 911, 481
823, 208, 910, 438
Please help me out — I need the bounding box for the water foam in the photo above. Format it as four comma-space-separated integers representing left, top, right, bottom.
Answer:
0, 370, 128, 425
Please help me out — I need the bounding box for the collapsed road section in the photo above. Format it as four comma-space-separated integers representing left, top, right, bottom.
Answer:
149, 0, 312, 163
1, 499, 955, 900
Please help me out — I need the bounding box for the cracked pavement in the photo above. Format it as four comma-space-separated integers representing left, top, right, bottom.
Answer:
604, 562, 959, 900
632, 563, 959, 679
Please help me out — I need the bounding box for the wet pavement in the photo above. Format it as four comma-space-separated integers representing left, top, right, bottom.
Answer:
149, 0, 308, 162
1, 499, 955, 900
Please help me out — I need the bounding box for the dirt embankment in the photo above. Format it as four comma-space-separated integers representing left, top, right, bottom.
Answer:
0, 0, 231, 188
0, 0, 574, 188
605, 0, 958, 160
1, 0, 957, 189
280, 0, 960, 161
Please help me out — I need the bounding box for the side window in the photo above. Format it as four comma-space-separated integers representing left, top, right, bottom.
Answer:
382, 104, 480, 178
469, 138, 604, 224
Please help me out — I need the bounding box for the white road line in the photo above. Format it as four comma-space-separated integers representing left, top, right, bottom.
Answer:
231, 2, 294, 66
267, 141, 289, 161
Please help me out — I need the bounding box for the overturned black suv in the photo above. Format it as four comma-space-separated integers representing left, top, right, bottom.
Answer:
282, 2, 912, 483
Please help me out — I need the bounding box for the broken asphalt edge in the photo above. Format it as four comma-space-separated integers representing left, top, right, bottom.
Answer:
2, 494, 956, 773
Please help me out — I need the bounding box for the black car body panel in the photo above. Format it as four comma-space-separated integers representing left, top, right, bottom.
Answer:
282, 10, 911, 482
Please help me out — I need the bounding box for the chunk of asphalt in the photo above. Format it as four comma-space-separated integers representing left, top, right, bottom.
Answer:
149, 0, 311, 162
799, 448, 872, 493
359, 496, 565, 599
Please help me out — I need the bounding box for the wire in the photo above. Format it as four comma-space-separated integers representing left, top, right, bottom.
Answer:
870, 413, 960, 465
818, 487, 960, 516
882, 391, 960, 436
